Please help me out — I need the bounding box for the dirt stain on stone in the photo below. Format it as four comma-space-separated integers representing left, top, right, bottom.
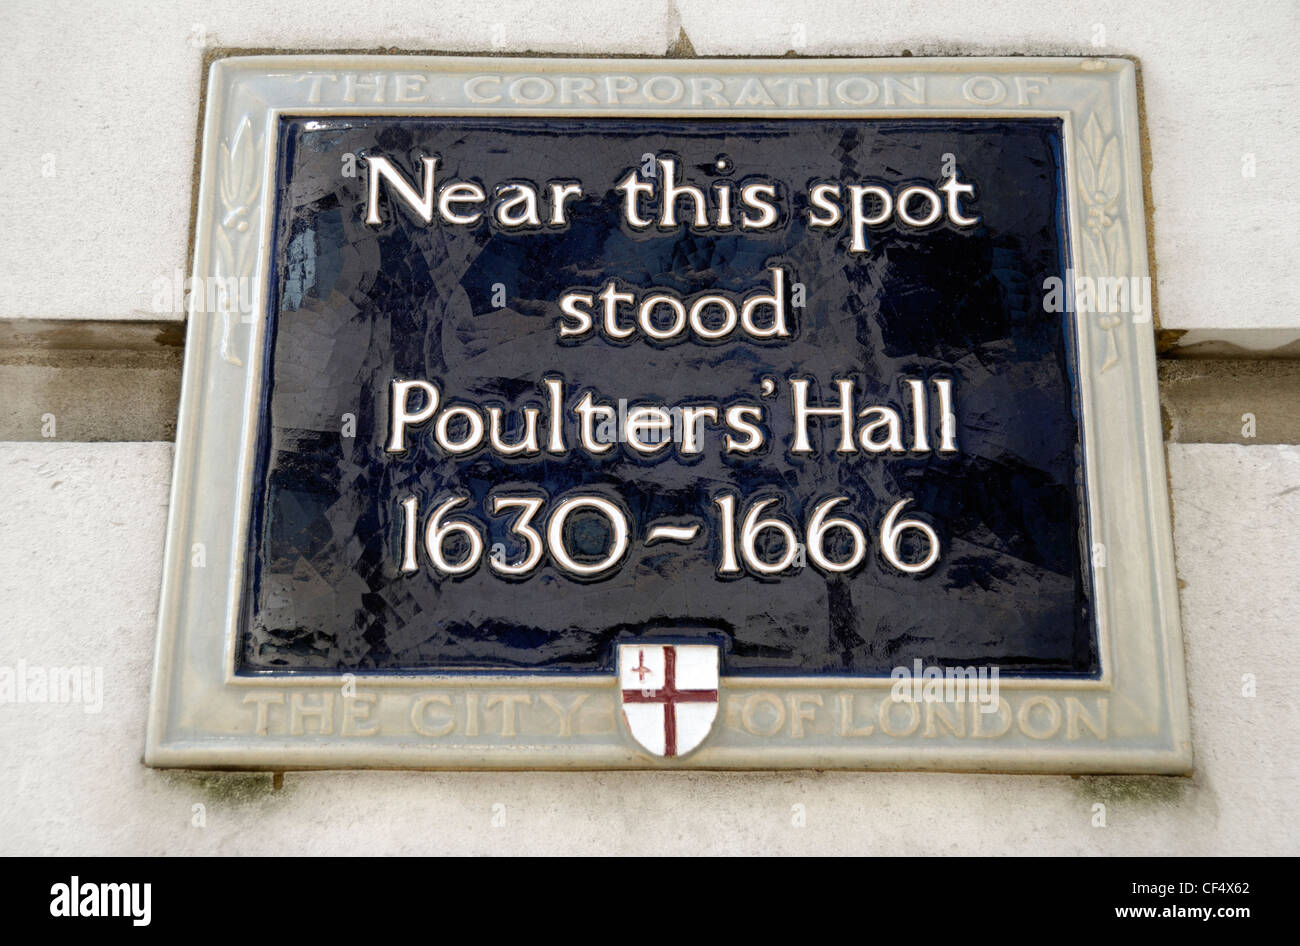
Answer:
160, 771, 292, 807
1071, 774, 1190, 807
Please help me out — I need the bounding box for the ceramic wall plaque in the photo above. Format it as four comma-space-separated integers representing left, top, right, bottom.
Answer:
146, 55, 1191, 771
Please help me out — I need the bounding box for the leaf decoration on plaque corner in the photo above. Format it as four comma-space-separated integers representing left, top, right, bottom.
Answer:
213, 115, 260, 367
1077, 109, 1128, 374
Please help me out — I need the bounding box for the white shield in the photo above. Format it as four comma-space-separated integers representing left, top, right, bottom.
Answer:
618, 643, 720, 758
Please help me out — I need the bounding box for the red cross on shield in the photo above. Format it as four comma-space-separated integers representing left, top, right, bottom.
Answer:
618, 643, 720, 758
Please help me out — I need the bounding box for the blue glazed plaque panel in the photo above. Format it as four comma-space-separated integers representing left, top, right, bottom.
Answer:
240, 115, 1094, 679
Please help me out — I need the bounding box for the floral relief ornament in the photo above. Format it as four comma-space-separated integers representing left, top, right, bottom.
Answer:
213, 115, 260, 366
1076, 110, 1128, 373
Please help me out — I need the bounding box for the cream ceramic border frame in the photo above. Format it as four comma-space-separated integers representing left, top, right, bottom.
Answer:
146, 55, 1190, 772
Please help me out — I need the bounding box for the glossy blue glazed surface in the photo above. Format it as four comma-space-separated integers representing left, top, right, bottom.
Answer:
238, 116, 1094, 677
